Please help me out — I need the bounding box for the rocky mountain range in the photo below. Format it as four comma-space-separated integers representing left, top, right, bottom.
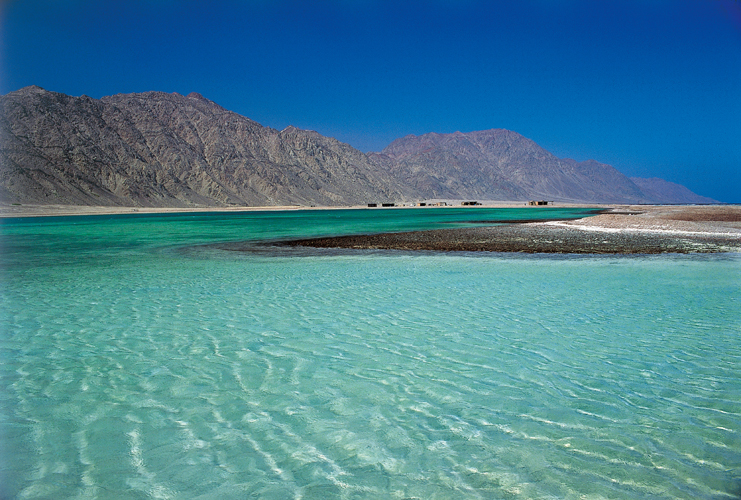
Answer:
0, 86, 718, 207
370, 131, 648, 203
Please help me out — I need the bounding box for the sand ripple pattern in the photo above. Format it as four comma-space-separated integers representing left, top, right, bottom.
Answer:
2, 251, 740, 499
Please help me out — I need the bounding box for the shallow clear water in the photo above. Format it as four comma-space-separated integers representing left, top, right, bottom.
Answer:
1, 208, 739, 499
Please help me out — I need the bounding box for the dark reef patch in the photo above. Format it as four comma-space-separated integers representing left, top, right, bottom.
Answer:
280, 223, 740, 254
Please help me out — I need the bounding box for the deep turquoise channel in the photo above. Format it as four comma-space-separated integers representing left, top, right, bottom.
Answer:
1, 208, 739, 499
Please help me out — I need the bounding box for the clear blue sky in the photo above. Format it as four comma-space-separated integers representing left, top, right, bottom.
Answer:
1, 0, 740, 202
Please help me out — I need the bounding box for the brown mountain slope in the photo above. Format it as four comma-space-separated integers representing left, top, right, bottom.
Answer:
0, 86, 408, 207
368, 130, 653, 203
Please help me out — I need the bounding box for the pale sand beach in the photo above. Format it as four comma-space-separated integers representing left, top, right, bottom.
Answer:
544, 205, 741, 236
0, 203, 310, 218
0, 200, 583, 218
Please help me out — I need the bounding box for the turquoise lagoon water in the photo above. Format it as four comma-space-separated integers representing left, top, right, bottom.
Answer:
1, 208, 739, 499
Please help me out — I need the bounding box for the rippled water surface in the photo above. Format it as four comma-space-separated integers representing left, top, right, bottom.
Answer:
1, 208, 740, 499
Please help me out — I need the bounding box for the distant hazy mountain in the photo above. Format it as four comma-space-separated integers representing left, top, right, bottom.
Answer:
629, 177, 717, 204
369, 130, 652, 203
0, 87, 718, 207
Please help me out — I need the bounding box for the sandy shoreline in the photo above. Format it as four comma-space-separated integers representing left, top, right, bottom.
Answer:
0, 200, 596, 218
283, 205, 741, 254
0, 203, 313, 218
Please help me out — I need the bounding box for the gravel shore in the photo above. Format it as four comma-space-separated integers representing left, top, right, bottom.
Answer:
284, 205, 741, 254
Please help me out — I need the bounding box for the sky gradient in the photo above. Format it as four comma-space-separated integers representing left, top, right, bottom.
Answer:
1, 0, 740, 202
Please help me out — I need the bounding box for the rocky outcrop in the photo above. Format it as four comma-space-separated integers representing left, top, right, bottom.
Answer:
0, 86, 718, 207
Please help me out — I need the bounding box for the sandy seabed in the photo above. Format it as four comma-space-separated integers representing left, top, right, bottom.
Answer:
2, 202, 739, 254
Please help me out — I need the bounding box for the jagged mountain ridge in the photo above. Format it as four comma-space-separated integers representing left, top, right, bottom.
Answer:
0, 86, 408, 207
0, 86, 717, 206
